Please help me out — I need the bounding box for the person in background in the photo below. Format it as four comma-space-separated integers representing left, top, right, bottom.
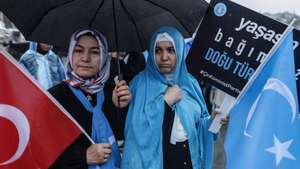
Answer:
49, 29, 131, 169
121, 27, 215, 169
104, 51, 146, 141
109, 51, 145, 83
19, 42, 65, 89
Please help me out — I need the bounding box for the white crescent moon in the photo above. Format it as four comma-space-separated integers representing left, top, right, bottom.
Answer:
0, 104, 30, 165
244, 78, 297, 138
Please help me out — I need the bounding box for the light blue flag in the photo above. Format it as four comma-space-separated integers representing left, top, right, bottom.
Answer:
225, 30, 300, 169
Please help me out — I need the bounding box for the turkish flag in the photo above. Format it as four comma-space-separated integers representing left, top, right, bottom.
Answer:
0, 50, 81, 168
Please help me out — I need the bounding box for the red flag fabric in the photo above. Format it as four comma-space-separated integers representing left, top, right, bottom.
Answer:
0, 51, 81, 169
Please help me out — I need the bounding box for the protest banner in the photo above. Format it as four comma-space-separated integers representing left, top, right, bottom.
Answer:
187, 0, 293, 97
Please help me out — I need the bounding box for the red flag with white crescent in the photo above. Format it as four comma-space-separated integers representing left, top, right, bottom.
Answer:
0, 50, 81, 168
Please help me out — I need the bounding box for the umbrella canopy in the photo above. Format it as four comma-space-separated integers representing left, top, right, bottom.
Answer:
0, 0, 208, 52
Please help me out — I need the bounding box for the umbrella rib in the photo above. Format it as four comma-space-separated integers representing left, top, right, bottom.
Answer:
119, 0, 144, 51
88, 0, 105, 28
144, 0, 192, 35
112, 0, 119, 51
28, 0, 78, 38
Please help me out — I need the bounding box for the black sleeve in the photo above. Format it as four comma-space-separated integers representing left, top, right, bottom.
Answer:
48, 83, 92, 169
49, 135, 89, 169
102, 84, 128, 140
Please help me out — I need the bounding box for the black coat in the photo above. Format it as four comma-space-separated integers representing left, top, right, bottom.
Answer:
163, 102, 192, 169
48, 82, 126, 169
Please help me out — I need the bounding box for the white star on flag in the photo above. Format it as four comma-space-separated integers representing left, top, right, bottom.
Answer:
265, 135, 296, 166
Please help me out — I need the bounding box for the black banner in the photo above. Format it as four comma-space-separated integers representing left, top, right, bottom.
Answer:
186, 0, 288, 97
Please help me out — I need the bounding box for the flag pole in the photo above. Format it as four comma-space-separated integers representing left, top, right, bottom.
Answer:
234, 18, 296, 105
0, 48, 95, 144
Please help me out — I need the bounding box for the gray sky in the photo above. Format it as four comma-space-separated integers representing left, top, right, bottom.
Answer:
207, 0, 300, 16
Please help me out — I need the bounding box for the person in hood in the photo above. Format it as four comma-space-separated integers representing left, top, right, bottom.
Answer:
121, 27, 215, 169
19, 42, 65, 89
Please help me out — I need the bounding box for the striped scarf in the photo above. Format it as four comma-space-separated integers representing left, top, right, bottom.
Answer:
65, 29, 111, 94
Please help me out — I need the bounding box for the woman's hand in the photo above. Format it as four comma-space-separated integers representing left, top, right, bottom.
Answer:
211, 108, 229, 125
164, 85, 182, 107
86, 143, 111, 165
112, 80, 132, 108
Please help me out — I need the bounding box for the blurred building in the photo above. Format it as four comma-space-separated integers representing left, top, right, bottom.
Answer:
0, 11, 27, 59
265, 11, 300, 29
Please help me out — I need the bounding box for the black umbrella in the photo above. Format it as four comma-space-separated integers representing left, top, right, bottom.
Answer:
0, 0, 208, 52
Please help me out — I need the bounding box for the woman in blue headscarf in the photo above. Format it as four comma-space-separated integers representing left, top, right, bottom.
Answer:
49, 29, 131, 169
121, 27, 215, 169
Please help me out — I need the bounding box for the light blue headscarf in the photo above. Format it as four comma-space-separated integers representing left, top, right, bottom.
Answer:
121, 27, 214, 169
